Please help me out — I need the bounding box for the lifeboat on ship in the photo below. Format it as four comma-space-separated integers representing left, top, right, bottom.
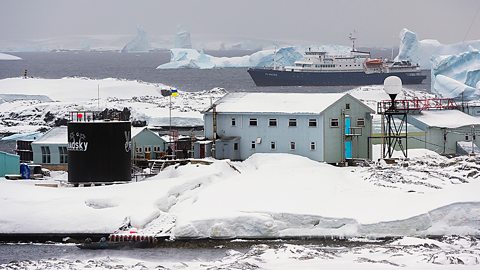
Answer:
365, 58, 383, 66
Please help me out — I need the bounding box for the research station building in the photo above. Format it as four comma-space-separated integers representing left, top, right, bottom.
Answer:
408, 110, 480, 155
202, 92, 374, 163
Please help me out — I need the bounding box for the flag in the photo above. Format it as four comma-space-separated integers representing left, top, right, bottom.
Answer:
171, 88, 179, 97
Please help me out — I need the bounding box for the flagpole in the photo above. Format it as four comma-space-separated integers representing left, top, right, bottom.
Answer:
169, 94, 172, 147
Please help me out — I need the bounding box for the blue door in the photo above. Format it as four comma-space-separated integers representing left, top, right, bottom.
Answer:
345, 117, 352, 159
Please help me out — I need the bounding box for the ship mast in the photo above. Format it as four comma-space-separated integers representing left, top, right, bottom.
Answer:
349, 31, 357, 52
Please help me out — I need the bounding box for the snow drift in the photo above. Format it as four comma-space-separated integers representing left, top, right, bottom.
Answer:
1, 152, 480, 238
0, 52, 21, 60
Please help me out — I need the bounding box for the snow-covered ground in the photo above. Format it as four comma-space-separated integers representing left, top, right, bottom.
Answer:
0, 77, 225, 133
1, 236, 479, 269
1, 150, 479, 239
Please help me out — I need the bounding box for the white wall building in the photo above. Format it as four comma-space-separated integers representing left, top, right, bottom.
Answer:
408, 110, 480, 155
203, 92, 374, 163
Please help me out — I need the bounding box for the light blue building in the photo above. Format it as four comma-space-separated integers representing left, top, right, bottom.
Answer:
202, 92, 374, 163
31, 126, 68, 170
0, 151, 20, 176
131, 127, 167, 160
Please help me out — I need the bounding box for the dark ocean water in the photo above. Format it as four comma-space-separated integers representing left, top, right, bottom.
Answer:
0, 51, 431, 93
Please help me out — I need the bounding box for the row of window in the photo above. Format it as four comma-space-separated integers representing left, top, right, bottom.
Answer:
232, 118, 318, 127
330, 118, 365, 127
135, 146, 162, 153
250, 141, 316, 151
41, 146, 68, 164
233, 117, 365, 128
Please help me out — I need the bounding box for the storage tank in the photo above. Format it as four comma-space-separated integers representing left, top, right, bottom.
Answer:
68, 121, 131, 183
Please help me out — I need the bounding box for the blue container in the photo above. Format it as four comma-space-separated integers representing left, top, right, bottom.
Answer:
20, 163, 30, 179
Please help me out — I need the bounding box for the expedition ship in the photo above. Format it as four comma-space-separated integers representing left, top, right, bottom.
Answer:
247, 37, 426, 87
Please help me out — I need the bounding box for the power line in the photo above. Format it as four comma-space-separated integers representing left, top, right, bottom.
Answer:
464, 3, 480, 42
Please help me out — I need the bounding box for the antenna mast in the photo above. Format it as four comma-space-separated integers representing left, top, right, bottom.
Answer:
349, 31, 357, 52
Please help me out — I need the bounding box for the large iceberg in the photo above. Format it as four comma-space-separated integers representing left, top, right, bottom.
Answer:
157, 45, 351, 69
174, 26, 192, 49
431, 49, 480, 100
121, 27, 151, 53
395, 28, 480, 69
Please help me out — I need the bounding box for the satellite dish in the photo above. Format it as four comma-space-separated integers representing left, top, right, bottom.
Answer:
384, 76, 402, 99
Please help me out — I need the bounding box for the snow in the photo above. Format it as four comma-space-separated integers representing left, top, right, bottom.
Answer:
409, 110, 480, 129
1, 152, 480, 239
121, 27, 151, 53
395, 28, 480, 69
213, 92, 367, 114
0, 52, 21, 60
157, 45, 350, 69
31, 126, 67, 144
0, 77, 225, 133
1, 131, 43, 141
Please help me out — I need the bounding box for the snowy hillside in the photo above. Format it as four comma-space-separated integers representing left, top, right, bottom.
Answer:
0, 77, 225, 133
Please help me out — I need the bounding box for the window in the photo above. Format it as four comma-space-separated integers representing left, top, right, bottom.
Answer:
269, 118, 277, 127
144, 146, 151, 153
136, 147, 143, 153
234, 143, 239, 151
231, 118, 236, 126
330, 118, 339, 127
270, 141, 276, 150
288, 118, 297, 127
41, 146, 51, 164
309, 119, 317, 127
290, 142, 296, 150
251, 141, 256, 149
249, 118, 257, 126
346, 103, 350, 110
59, 146, 68, 164
357, 118, 365, 127
310, 142, 316, 150
466, 134, 469, 140
153, 146, 160, 152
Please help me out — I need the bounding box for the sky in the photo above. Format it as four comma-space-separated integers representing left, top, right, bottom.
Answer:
1, 0, 479, 48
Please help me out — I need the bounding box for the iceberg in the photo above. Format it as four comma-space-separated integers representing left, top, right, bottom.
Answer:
157, 45, 350, 69
121, 27, 151, 53
174, 26, 192, 49
395, 28, 480, 69
0, 52, 21, 60
431, 49, 480, 100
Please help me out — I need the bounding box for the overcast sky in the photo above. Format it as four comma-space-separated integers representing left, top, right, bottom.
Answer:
1, 0, 479, 47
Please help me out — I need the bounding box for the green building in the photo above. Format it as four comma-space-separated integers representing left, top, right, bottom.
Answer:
0, 151, 20, 176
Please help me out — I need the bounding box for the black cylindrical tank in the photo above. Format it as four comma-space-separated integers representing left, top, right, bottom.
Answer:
68, 121, 131, 183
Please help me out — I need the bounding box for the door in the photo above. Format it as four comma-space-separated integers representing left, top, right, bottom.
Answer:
344, 116, 352, 159
200, 144, 205, 158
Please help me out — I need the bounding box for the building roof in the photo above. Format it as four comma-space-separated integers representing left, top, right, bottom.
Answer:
209, 92, 372, 114
409, 110, 480, 129
32, 126, 67, 145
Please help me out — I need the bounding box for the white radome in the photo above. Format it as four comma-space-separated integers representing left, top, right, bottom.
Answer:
384, 76, 403, 95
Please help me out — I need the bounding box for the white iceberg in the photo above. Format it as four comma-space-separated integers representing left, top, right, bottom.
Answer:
0, 52, 21, 60
174, 26, 192, 49
121, 27, 151, 53
157, 45, 350, 69
431, 48, 480, 100
395, 28, 480, 69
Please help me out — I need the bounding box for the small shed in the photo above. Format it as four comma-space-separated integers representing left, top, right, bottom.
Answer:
31, 126, 68, 170
0, 151, 20, 176
408, 110, 480, 155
